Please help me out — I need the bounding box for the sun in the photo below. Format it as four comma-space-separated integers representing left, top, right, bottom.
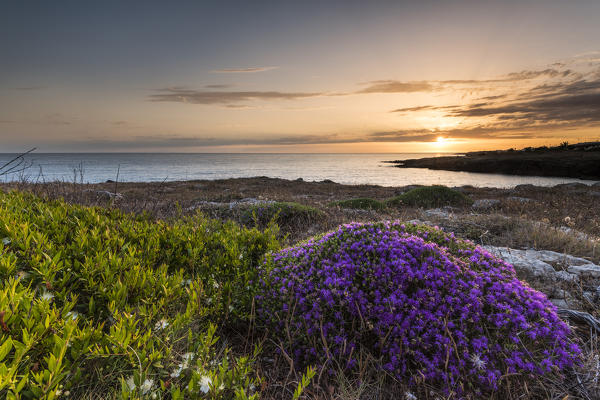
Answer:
436, 136, 446, 143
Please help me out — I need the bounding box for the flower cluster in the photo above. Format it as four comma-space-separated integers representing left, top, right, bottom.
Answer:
256, 222, 581, 393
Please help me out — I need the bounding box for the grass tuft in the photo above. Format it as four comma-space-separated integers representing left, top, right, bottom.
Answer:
329, 198, 387, 211
386, 185, 473, 208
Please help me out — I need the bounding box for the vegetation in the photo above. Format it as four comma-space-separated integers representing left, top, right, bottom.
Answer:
385, 185, 473, 208
0, 190, 281, 399
328, 198, 386, 211
240, 201, 324, 230
257, 222, 581, 396
0, 184, 596, 399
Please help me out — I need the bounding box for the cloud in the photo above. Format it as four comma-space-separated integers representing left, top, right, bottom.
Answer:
211, 66, 278, 73
75, 133, 359, 150
149, 88, 323, 105
390, 105, 435, 113
447, 77, 600, 125
357, 80, 437, 93
204, 84, 233, 89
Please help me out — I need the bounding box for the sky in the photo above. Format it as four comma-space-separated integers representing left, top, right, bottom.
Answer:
1, 0, 599, 153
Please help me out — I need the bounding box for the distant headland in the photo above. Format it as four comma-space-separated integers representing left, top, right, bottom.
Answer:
386, 141, 600, 180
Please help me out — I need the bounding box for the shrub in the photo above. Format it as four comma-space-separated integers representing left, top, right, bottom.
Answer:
386, 185, 472, 208
329, 198, 386, 211
256, 221, 580, 396
0, 190, 280, 398
240, 201, 324, 229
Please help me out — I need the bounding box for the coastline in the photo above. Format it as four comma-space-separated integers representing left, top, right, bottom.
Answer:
387, 142, 600, 180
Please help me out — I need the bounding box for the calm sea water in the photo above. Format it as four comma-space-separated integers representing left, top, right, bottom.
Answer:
0, 153, 597, 188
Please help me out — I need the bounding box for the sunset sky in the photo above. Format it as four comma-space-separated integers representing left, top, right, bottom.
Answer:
1, 0, 599, 153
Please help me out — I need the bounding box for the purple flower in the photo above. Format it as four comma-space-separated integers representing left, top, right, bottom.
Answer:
256, 222, 581, 394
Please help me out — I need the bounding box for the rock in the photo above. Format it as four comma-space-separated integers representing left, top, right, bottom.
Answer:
555, 271, 578, 282
295, 177, 304, 182
105, 179, 115, 183
423, 208, 451, 218
187, 198, 275, 211
483, 247, 557, 281
472, 199, 500, 210
506, 196, 534, 203
83, 189, 123, 200
567, 264, 600, 278
550, 299, 570, 309
321, 179, 334, 184
483, 246, 600, 283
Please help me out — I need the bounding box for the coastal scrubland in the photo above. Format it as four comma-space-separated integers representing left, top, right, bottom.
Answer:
1, 178, 600, 399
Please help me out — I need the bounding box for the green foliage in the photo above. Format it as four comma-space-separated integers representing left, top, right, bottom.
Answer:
292, 366, 315, 400
240, 202, 324, 229
0, 190, 280, 398
328, 198, 386, 211
385, 185, 472, 208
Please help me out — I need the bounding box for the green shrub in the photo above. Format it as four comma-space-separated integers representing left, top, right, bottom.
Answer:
240, 202, 324, 229
328, 198, 386, 211
0, 190, 280, 399
385, 185, 472, 208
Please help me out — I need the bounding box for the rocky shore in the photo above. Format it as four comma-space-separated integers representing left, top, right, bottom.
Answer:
388, 141, 600, 180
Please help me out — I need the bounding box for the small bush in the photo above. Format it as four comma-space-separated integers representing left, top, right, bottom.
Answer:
257, 221, 580, 396
0, 190, 280, 398
329, 198, 386, 211
240, 201, 324, 229
386, 185, 472, 208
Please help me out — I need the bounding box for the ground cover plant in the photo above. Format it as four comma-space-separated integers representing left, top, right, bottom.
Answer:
256, 221, 582, 397
0, 190, 281, 399
240, 201, 325, 230
386, 186, 472, 208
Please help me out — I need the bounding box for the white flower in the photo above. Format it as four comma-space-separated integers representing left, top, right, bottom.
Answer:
199, 375, 211, 394
40, 289, 54, 301
182, 352, 194, 367
154, 319, 169, 330
126, 376, 136, 392
170, 365, 184, 378
405, 391, 417, 400
66, 311, 80, 320
140, 378, 154, 394
470, 353, 486, 370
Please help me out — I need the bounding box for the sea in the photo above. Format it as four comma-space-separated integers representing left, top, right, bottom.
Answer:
0, 153, 597, 188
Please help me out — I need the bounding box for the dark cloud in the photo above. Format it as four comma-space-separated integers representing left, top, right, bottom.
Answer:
368, 126, 543, 142
211, 66, 278, 73
149, 88, 323, 105
449, 79, 600, 125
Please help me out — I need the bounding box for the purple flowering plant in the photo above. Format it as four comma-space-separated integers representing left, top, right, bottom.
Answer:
256, 221, 581, 394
